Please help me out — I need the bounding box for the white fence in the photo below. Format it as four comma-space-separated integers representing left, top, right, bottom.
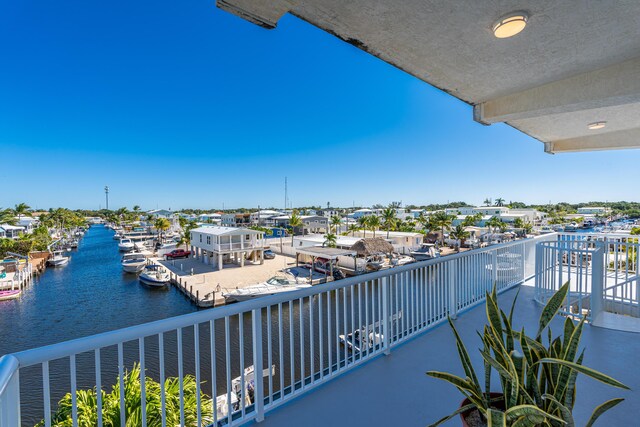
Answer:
0, 235, 550, 427
535, 233, 640, 321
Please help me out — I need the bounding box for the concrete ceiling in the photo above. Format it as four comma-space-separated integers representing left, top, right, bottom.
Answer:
216, 0, 640, 154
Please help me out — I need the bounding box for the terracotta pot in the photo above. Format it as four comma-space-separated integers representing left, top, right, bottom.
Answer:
459, 393, 504, 427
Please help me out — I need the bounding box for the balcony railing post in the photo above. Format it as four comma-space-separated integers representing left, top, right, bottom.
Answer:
590, 243, 605, 325
449, 259, 458, 319
382, 276, 390, 355
0, 355, 21, 427
491, 249, 498, 287
251, 308, 265, 422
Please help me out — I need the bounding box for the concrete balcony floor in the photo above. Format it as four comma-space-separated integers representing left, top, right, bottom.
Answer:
257, 284, 639, 427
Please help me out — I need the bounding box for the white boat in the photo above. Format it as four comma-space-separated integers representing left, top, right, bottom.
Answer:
564, 223, 578, 232
139, 264, 170, 287
47, 250, 70, 267
121, 251, 151, 273
365, 254, 388, 271
118, 238, 135, 252
222, 276, 312, 303
410, 243, 440, 261
390, 254, 415, 267
216, 365, 275, 420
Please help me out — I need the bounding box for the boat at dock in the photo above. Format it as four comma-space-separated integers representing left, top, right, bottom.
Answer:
222, 275, 312, 303
339, 312, 402, 353
121, 251, 151, 273
47, 250, 70, 267
216, 365, 275, 420
118, 238, 135, 252
139, 264, 170, 287
390, 254, 415, 267
0, 289, 21, 301
410, 243, 440, 261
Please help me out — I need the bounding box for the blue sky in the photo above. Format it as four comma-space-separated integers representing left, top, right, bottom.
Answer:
1, 1, 639, 211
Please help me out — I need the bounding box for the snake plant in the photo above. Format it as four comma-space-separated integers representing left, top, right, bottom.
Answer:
427, 282, 629, 426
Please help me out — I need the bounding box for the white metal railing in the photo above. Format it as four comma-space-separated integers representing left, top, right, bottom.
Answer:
535, 233, 640, 320
217, 242, 263, 251
0, 236, 550, 426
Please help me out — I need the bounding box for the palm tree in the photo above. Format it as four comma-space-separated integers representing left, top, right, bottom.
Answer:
330, 215, 341, 234
382, 207, 396, 238
483, 198, 492, 206
449, 225, 470, 252
178, 220, 198, 250
486, 216, 504, 234
357, 216, 368, 238
430, 211, 455, 245
323, 233, 337, 248
154, 218, 171, 242
289, 210, 303, 246
462, 212, 483, 227
37, 363, 212, 427
0, 208, 17, 225
347, 224, 359, 237
367, 215, 381, 238
494, 198, 505, 207
13, 203, 32, 220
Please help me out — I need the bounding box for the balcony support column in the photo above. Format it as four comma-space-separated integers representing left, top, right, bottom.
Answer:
0, 355, 21, 426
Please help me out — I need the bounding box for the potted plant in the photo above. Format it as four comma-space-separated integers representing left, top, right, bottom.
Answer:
427, 282, 629, 426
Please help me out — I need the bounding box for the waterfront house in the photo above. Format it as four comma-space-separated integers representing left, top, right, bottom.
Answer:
221, 213, 251, 227
578, 206, 612, 216
352, 230, 423, 254
190, 226, 265, 270
250, 210, 282, 226
0, 224, 25, 239
17, 217, 39, 234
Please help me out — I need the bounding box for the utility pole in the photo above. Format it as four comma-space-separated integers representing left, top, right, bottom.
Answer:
104, 186, 109, 210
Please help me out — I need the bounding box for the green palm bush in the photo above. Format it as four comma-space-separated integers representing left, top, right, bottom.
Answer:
38, 364, 212, 427
427, 282, 629, 426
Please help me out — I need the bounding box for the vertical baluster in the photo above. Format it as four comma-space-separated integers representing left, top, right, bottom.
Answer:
70, 354, 77, 427
350, 285, 355, 363
343, 288, 348, 363
318, 295, 323, 380
139, 338, 147, 427
357, 282, 363, 356
299, 298, 305, 390
209, 321, 217, 425
252, 308, 264, 422
267, 305, 273, 405
225, 317, 232, 426
178, 328, 185, 426
159, 333, 166, 427
43, 361, 51, 427
194, 324, 201, 427
239, 313, 246, 416
364, 281, 369, 354
335, 289, 339, 367
327, 291, 332, 374
94, 349, 102, 427
288, 302, 294, 391
309, 298, 315, 383
118, 343, 125, 426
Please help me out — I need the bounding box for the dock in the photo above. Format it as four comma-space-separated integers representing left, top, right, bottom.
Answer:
155, 254, 329, 308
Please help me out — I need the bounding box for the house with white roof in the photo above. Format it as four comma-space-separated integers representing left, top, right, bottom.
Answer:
17, 217, 39, 234
0, 224, 25, 239
190, 226, 265, 270
348, 208, 375, 219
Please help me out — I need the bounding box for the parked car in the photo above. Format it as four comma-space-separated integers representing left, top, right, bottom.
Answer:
263, 249, 276, 259
164, 249, 191, 260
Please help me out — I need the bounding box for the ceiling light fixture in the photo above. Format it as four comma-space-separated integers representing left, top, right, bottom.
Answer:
492, 12, 529, 38
587, 121, 607, 130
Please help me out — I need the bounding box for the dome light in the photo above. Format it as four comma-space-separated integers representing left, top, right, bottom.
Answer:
493, 12, 529, 38
587, 121, 607, 130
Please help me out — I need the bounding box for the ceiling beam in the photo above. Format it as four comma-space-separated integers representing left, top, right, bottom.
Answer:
474, 57, 640, 125
544, 127, 640, 154
217, 0, 293, 29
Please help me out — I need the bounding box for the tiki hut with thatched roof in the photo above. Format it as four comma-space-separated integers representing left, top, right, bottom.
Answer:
349, 237, 394, 256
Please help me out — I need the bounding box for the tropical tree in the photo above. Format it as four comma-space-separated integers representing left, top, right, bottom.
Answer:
462, 212, 483, 228
367, 215, 381, 238
483, 198, 492, 206
0, 208, 17, 225
416, 213, 433, 233
154, 218, 171, 242
37, 363, 212, 427
486, 216, 504, 234
449, 225, 470, 252
357, 216, 368, 238
430, 211, 455, 245
13, 202, 32, 220
382, 207, 397, 238
323, 233, 337, 248
289, 210, 303, 246
494, 198, 505, 207
330, 215, 341, 234
346, 224, 359, 237
178, 220, 198, 250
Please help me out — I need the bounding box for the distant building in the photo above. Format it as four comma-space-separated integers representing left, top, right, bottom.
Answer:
221, 213, 251, 227
0, 224, 25, 239
577, 207, 611, 215
349, 208, 375, 219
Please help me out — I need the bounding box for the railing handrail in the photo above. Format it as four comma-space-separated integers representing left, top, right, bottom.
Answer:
0, 355, 18, 397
